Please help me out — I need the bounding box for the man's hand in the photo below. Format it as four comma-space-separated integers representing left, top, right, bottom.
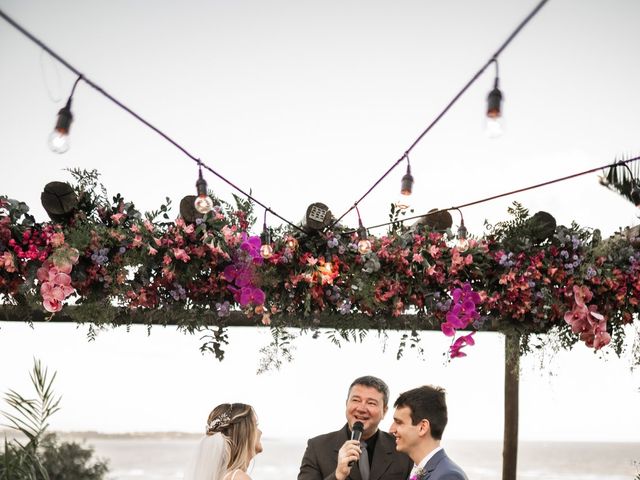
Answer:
335, 440, 362, 480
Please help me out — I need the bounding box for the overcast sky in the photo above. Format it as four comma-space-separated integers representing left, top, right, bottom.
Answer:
1, 0, 639, 443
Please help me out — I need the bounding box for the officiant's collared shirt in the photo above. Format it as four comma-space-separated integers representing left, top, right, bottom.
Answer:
348, 426, 379, 467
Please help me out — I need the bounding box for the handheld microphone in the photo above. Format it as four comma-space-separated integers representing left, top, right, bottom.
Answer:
348, 421, 364, 467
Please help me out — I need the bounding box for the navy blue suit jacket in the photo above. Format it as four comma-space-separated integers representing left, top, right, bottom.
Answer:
422, 449, 467, 480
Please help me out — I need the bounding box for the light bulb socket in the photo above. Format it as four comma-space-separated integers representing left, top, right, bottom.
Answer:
55, 104, 73, 134
487, 87, 503, 118
400, 165, 414, 196
196, 176, 208, 196
261, 226, 271, 245
357, 226, 367, 239
457, 223, 468, 240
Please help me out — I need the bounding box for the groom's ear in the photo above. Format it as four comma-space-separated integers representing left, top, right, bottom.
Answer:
418, 419, 431, 437
383, 404, 388, 416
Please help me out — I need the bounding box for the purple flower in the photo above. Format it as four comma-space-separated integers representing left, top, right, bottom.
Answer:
339, 300, 352, 314
216, 301, 230, 317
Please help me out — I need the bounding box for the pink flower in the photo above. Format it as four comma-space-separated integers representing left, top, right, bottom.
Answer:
111, 213, 125, 224
49, 232, 65, 248
43, 298, 62, 313
564, 285, 610, 350
222, 225, 240, 246
148, 245, 158, 255
449, 332, 476, 358
173, 248, 190, 262
0, 251, 16, 272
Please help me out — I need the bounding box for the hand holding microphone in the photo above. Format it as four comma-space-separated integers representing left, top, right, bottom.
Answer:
348, 421, 364, 467
335, 422, 365, 480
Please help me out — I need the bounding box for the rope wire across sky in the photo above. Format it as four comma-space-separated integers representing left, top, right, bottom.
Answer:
2, 1, 636, 240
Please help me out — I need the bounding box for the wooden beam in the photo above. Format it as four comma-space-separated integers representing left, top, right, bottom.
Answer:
0, 305, 449, 331
502, 331, 520, 480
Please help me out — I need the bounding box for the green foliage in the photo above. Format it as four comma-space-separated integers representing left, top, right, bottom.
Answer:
0, 360, 108, 480
37, 433, 108, 480
388, 202, 413, 235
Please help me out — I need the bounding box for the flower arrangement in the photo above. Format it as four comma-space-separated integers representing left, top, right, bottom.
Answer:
1, 171, 639, 363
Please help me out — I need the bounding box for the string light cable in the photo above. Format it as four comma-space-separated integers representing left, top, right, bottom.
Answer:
329, 0, 550, 230
0, 8, 304, 234
350, 156, 640, 233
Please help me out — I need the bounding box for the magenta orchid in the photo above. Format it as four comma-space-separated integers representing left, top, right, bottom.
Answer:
449, 332, 476, 358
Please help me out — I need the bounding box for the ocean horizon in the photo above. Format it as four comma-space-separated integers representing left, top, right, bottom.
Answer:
5, 432, 635, 480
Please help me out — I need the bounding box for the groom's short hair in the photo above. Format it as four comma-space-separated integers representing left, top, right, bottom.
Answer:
394, 385, 448, 440
348, 375, 390, 407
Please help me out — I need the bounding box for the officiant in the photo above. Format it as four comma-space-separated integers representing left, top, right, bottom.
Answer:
297, 375, 412, 480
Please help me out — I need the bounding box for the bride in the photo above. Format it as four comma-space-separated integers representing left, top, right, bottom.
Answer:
184, 403, 263, 480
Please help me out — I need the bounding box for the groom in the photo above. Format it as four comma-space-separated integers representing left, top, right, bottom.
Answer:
389, 385, 467, 480
298, 375, 412, 480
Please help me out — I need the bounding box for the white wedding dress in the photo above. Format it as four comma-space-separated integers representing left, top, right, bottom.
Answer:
183, 433, 229, 480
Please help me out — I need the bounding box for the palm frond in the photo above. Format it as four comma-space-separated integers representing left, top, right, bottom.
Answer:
599, 157, 640, 205
1, 359, 61, 447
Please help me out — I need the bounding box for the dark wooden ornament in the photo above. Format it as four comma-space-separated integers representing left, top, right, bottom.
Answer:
303, 202, 332, 231
40, 181, 78, 222
529, 211, 556, 244
413, 208, 453, 232
180, 195, 204, 224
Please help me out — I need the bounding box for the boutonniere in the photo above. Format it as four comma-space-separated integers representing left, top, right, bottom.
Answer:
409, 467, 426, 480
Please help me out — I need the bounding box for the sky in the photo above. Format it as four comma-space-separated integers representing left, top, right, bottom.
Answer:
1, 0, 640, 444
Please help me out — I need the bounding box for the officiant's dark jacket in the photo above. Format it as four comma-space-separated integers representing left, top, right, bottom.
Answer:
298, 424, 413, 480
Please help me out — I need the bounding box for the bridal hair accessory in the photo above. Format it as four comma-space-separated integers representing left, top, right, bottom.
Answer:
207, 411, 232, 433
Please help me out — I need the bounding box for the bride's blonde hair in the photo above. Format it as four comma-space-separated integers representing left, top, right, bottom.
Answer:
206, 403, 258, 472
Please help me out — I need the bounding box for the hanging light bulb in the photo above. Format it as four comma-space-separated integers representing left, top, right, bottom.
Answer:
285, 236, 298, 251
260, 242, 273, 259
194, 166, 214, 214
48, 100, 73, 153
48, 76, 82, 154
486, 61, 503, 138
397, 156, 414, 211
260, 213, 273, 259
456, 218, 470, 252
400, 163, 413, 196
357, 225, 372, 254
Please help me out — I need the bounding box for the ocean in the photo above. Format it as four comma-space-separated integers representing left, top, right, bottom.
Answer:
66, 435, 639, 480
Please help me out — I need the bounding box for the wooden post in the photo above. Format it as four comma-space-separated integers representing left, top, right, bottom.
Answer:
502, 331, 520, 480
